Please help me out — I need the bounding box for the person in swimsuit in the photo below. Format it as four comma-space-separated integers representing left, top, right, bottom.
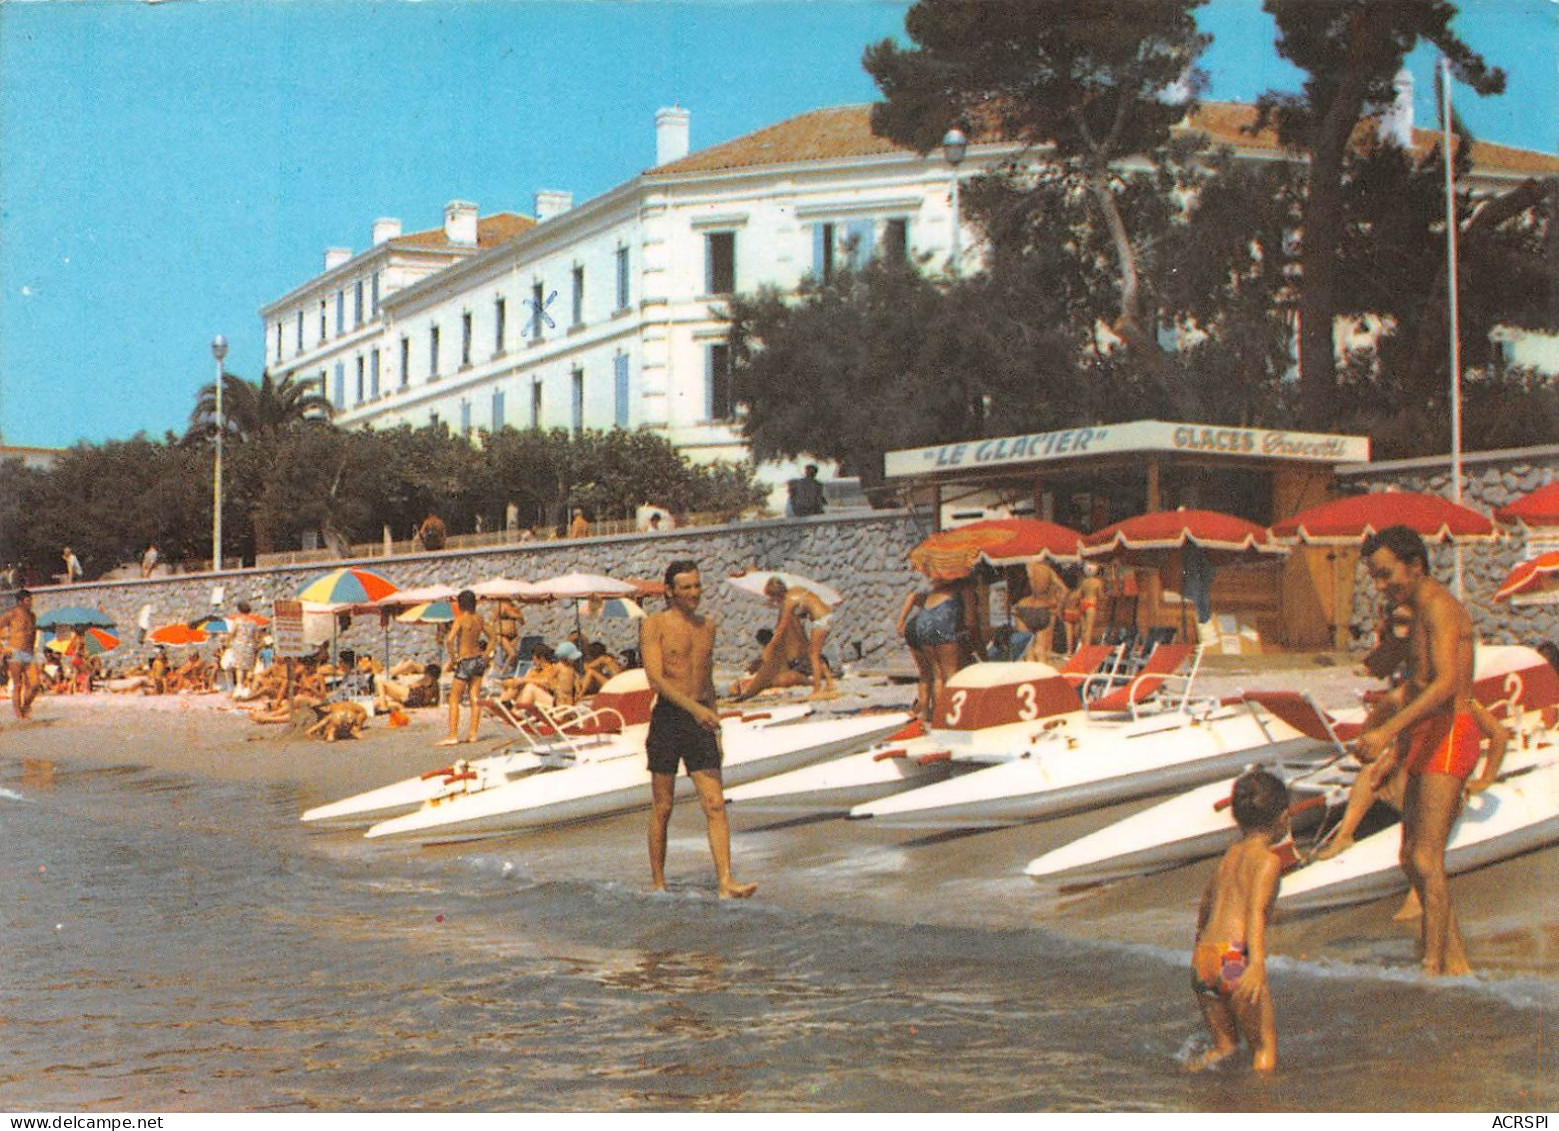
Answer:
1353, 525, 1481, 977
641, 559, 756, 899
913, 576, 965, 710
441, 589, 491, 747
1017, 559, 1070, 659
897, 585, 938, 720
0, 590, 41, 720
1074, 563, 1105, 653
493, 599, 525, 674
1189, 768, 1287, 1074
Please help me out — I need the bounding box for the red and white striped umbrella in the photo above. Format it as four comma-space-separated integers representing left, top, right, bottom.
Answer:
1271, 491, 1495, 545
1493, 551, 1559, 604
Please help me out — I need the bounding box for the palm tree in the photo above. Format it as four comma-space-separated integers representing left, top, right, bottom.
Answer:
186, 370, 333, 444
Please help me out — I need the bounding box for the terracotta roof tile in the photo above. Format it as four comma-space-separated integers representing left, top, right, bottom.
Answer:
393, 212, 535, 250
650, 100, 1559, 178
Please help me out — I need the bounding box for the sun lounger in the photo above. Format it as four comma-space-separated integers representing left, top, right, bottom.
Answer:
1082, 643, 1202, 718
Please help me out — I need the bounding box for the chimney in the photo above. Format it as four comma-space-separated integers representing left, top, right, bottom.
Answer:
372, 217, 402, 245
444, 200, 479, 246
655, 105, 690, 166
323, 247, 352, 271
1378, 67, 1415, 149
534, 190, 573, 222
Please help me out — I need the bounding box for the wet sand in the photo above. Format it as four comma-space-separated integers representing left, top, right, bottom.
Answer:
4, 653, 1555, 980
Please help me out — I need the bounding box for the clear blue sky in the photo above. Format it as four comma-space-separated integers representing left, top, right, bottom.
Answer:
2, 0, 1553, 450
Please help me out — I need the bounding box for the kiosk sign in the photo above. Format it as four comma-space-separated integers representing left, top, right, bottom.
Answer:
884, 419, 1369, 479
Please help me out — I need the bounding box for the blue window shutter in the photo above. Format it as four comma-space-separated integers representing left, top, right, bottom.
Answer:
614, 355, 629, 428
333, 363, 344, 408
847, 219, 874, 268
492, 390, 505, 431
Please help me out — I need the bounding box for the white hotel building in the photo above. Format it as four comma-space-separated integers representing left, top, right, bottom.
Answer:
259, 95, 1559, 482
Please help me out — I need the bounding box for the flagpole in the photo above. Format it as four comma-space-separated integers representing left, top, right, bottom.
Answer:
1442, 56, 1465, 599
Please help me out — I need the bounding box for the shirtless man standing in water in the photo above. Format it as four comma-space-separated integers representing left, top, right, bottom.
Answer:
642, 560, 756, 899
1353, 525, 1478, 976
441, 589, 491, 747
0, 590, 40, 720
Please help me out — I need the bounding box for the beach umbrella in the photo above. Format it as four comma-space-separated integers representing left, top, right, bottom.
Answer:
1083, 509, 1286, 643
909, 517, 1084, 580
48, 626, 118, 655
1270, 491, 1496, 545
396, 600, 456, 624
725, 570, 843, 606
1494, 482, 1559, 529
584, 597, 646, 620
1493, 551, 1559, 604
36, 605, 116, 629
528, 572, 640, 637
148, 623, 210, 647
296, 567, 400, 606
469, 576, 542, 600
189, 612, 269, 635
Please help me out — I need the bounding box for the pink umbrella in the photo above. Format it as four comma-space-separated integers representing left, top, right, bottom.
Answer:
1493, 551, 1559, 604
1494, 482, 1559, 529
1271, 491, 1495, 544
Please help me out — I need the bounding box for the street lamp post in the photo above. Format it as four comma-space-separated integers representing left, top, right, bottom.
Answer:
211, 335, 227, 572
942, 127, 968, 273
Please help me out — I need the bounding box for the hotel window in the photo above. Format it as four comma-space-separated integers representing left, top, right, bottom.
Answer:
429, 325, 440, 379
399, 337, 410, 387
274, 322, 283, 362
494, 297, 506, 354
813, 223, 837, 282
370, 350, 380, 399
319, 300, 327, 340
615, 246, 630, 311
705, 232, 736, 295
354, 280, 364, 326
355, 355, 364, 404
296, 311, 305, 353
706, 342, 733, 421
572, 266, 585, 327
491, 389, 506, 431
883, 218, 910, 263
530, 281, 546, 340
461, 312, 473, 368
571, 368, 584, 435
332, 363, 345, 409
613, 354, 630, 429
371, 271, 380, 317
530, 379, 542, 428
460, 399, 472, 436
429, 410, 440, 430
335, 291, 344, 335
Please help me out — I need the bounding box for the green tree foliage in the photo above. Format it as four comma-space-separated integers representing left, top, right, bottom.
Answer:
0, 423, 765, 582
727, 256, 1088, 491
1256, 0, 1504, 428
864, 0, 1210, 358
186, 369, 334, 443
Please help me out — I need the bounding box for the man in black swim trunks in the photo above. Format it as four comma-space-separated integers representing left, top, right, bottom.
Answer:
441, 589, 491, 747
641, 560, 757, 899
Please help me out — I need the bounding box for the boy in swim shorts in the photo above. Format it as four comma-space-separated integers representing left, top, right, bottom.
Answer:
1189, 767, 1287, 1073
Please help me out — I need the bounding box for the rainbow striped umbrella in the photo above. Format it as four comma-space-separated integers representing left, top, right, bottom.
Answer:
396, 600, 456, 624
48, 626, 119, 655
296, 567, 399, 606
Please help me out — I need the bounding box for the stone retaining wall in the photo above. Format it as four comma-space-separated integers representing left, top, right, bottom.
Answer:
27, 511, 932, 673
1339, 446, 1559, 649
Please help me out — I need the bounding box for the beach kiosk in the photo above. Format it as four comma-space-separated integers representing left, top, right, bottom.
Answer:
884, 420, 1371, 651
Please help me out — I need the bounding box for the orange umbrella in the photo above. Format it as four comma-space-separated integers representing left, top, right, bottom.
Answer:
148, 623, 210, 647
1493, 551, 1559, 603
910, 517, 1084, 580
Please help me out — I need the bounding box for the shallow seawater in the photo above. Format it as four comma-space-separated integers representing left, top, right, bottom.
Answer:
1, 753, 1554, 1112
